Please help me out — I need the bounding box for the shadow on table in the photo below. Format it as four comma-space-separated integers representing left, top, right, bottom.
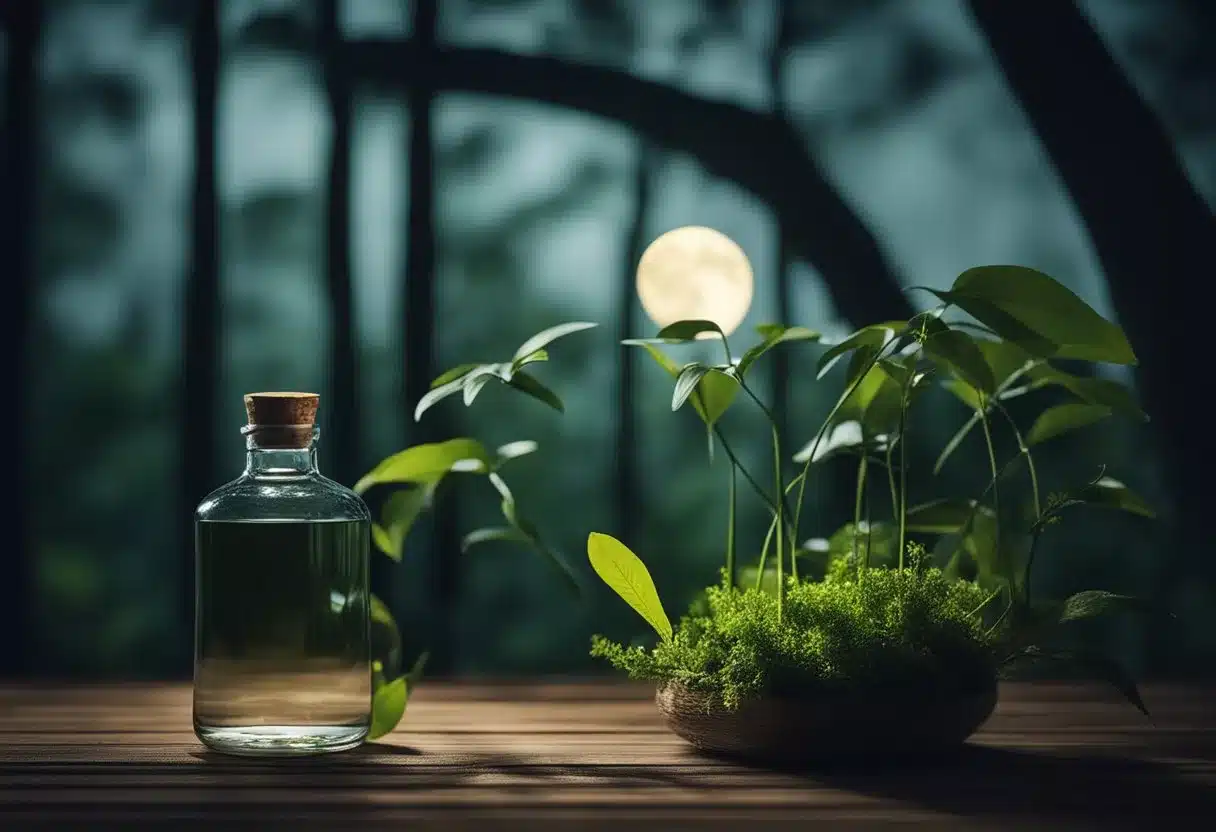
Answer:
756, 743, 1216, 824
184, 739, 1216, 825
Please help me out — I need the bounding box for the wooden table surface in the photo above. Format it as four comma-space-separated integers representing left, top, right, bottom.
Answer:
1, 681, 1214, 830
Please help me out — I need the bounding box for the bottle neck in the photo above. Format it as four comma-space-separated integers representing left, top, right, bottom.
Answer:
242, 426, 320, 478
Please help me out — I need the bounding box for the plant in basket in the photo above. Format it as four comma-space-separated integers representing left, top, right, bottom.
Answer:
586, 261, 1157, 765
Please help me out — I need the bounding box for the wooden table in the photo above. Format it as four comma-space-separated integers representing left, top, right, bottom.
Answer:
1, 681, 1214, 830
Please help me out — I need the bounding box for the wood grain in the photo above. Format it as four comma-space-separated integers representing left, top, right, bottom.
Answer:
1, 681, 1214, 830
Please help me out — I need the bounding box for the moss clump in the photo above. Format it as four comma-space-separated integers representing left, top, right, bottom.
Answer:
591, 566, 998, 709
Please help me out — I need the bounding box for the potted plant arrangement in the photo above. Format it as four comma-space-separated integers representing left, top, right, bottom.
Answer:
585, 264, 1157, 764
355, 322, 597, 739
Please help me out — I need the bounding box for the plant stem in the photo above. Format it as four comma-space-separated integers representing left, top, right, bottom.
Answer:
711, 424, 775, 516
756, 512, 775, 590
792, 341, 899, 543
993, 399, 1041, 519
726, 463, 736, 589
885, 436, 899, 537
896, 392, 909, 571
977, 400, 1003, 580
740, 381, 794, 592
854, 454, 868, 572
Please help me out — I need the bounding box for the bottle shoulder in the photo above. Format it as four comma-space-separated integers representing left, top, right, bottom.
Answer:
196, 473, 371, 523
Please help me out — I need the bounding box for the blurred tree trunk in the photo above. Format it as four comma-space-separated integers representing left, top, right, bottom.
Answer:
968, 0, 1214, 675
1, 0, 40, 677
350, 41, 914, 328
768, 0, 793, 444
182, 0, 220, 674
615, 143, 655, 544
319, 0, 360, 491
402, 0, 453, 674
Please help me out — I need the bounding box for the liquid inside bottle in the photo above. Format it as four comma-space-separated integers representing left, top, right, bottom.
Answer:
193, 392, 371, 756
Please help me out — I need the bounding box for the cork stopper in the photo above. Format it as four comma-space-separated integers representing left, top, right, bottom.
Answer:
243, 392, 319, 449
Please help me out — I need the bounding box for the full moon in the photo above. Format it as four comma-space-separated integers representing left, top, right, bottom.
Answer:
636, 226, 754, 337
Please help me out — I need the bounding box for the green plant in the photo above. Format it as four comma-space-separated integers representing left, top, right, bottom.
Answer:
360, 322, 596, 738
589, 265, 1157, 715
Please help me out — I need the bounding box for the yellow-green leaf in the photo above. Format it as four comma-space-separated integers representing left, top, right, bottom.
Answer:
586, 532, 671, 642
355, 438, 491, 494
368, 676, 407, 740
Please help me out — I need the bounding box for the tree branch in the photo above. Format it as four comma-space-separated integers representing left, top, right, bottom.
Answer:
967, 0, 1214, 673
347, 39, 914, 327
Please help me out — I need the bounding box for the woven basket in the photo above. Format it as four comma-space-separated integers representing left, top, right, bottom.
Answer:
656, 677, 998, 765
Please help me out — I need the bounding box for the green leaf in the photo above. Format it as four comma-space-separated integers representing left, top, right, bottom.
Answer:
930, 266, 1136, 365
943, 378, 984, 411
736, 324, 820, 377
414, 374, 469, 421
816, 323, 903, 380
656, 319, 726, 342
1026, 365, 1146, 421
495, 440, 538, 464
586, 532, 672, 642
430, 363, 481, 389
672, 363, 712, 411
630, 341, 681, 374
462, 365, 502, 407
630, 343, 737, 428
506, 371, 565, 413
792, 420, 888, 464
975, 339, 1036, 387
512, 348, 549, 371
368, 676, 407, 740
913, 315, 995, 393
1076, 476, 1156, 518
905, 498, 979, 533
512, 321, 597, 361
1059, 590, 1150, 623
355, 438, 492, 494
1026, 402, 1112, 446
374, 487, 431, 560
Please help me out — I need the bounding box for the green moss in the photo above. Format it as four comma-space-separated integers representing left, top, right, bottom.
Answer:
591, 566, 999, 709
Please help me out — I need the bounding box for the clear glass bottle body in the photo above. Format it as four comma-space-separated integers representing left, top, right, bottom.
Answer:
193, 426, 371, 756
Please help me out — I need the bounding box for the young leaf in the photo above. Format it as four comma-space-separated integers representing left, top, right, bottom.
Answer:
506, 371, 565, 413
495, 440, 538, 465
1076, 477, 1156, 518
368, 676, 408, 740
913, 316, 995, 393
512, 348, 549, 371
355, 438, 492, 494
1026, 402, 1112, 446
629, 342, 737, 427
484, 473, 581, 595
1059, 590, 1150, 623
462, 526, 528, 552
816, 323, 902, 380
430, 363, 481, 389
414, 375, 470, 422
791, 420, 888, 464
736, 325, 821, 378
586, 532, 672, 642
656, 319, 726, 342
462, 367, 497, 407
1026, 365, 1146, 421
672, 363, 712, 411
905, 498, 979, 534
929, 266, 1137, 365
375, 486, 431, 560
512, 321, 598, 361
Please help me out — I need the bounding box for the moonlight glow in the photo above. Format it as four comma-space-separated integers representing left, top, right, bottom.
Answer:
636, 226, 754, 337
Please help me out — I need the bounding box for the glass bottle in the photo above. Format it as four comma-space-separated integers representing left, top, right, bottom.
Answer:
193, 392, 371, 756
